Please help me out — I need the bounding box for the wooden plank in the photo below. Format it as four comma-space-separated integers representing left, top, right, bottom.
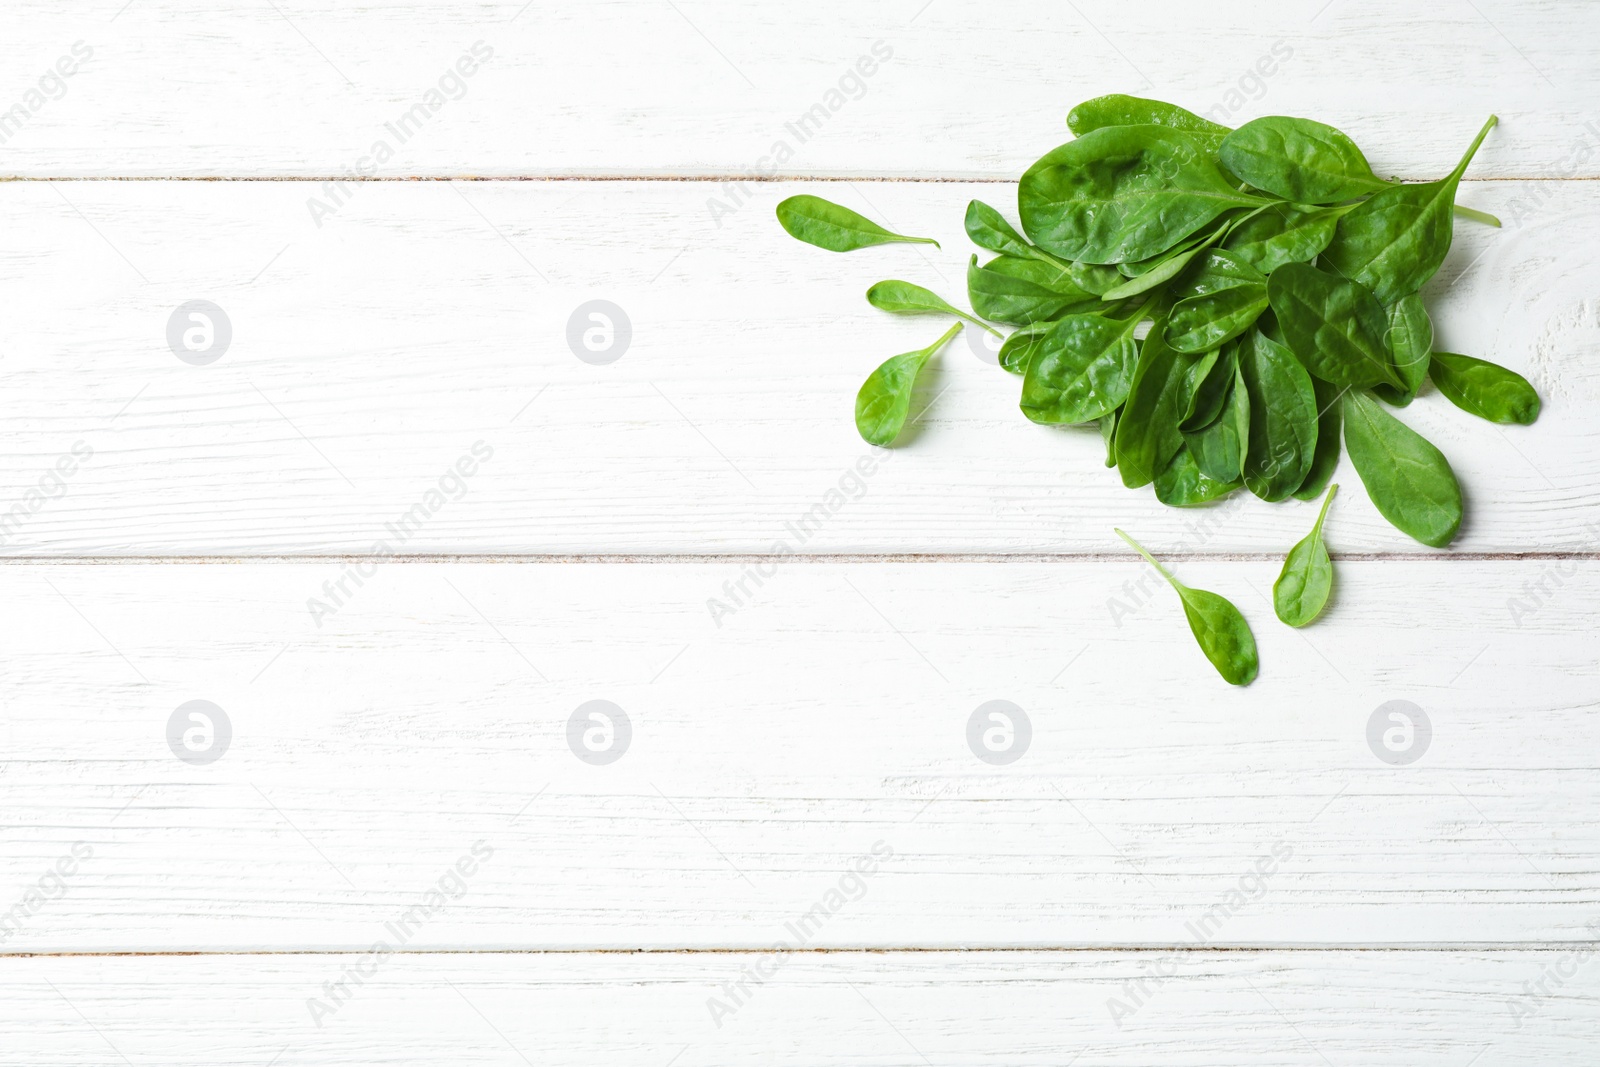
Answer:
0, 178, 1590, 555
1, 559, 1595, 950
0, 1, 1593, 177
3, 950, 1594, 1064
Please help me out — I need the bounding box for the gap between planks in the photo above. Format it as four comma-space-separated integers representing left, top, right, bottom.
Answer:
5, 944, 1599, 960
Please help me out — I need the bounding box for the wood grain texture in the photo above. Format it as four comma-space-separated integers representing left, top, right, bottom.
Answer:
1, 559, 1594, 950
0, 0, 1594, 178
5, 950, 1596, 1065
0, 178, 1592, 555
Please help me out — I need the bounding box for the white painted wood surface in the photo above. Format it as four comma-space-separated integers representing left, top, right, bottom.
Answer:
6, 951, 1597, 1065
0, 177, 1593, 554
0, 0, 1594, 179
3, 1, 1598, 1062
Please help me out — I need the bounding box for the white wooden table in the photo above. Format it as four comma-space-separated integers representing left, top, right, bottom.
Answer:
2, 1, 1597, 1062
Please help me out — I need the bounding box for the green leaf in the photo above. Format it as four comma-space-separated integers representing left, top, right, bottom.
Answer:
1155, 444, 1242, 505
1099, 408, 1120, 468
1292, 376, 1345, 501
776, 195, 940, 252
1019, 306, 1146, 424
967, 254, 1098, 325
1342, 390, 1463, 547
1067, 94, 1231, 137
1114, 319, 1192, 488
1178, 347, 1229, 432
1183, 357, 1250, 483
1222, 203, 1341, 274
1019, 126, 1269, 264
1115, 528, 1260, 686
1219, 116, 1386, 203
964, 200, 1039, 259
1267, 262, 1404, 390
1273, 483, 1338, 627
1372, 293, 1433, 406
1429, 351, 1541, 425
1239, 328, 1317, 501
1065, 260, 1127, 296
1102, 221, 1230, 299
1320, 115, 1497, 303
1165, 250, 1269, 354
866, 279, 1001, 337
854, 323, 962, 447
998, 322, 1051, 376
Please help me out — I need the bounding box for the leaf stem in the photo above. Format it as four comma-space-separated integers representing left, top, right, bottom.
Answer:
1449, 114, 1499, 182
1311, 482, 1339, 544
958, 312, 1004, 339
926, 320, 965, 353
1114, 527, 1177, 585
1452, 203, 1502, 227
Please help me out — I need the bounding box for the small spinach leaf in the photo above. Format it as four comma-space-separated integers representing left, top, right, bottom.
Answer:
1292, 376, 1345, 501
1019, 126, 1269, 264
1267, 262, 1404, 390
998, 322, 1052, 376
1342, 390, 1463, 546
1166, 250, 1269, 353
1184, 357, 1249, 483
1114, 319, 1192, 487
1066, 94, 1231, 138
1115, 528, 1260, 685
1429, 351, 1541, 424
777, 195, 940, 252
1019, 303, 1149, 424
1222, 203, 1341, 274
866, 279, 1001, 337
968, 254, 1098, 325
1373, 293, 1432, 406
854, 323, 962, 446
1155, 444, 1242, 505
1239, 328, 1317, 501
1273, 483, 1338, 627
1219, 116, 1386, 203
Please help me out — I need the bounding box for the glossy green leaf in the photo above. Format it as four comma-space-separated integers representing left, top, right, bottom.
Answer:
1184, 359, 1249, 483
1321, 115, 1497, 303
1267, 262, 1404, 390
1342, 390, 1463, 547
1292, 376, 1345, 501
1065, 260, 1127, 296
1115, 528, 1260, 686
1103, 221, 1232, 299
1429, 351, 1541, 424
967, 254, 1098, 325
1066, 94, 1231, 137
1219, 116, 1385, 203
1099, 408, 1120, 468
1019, 126, 1269, 264
854, 323, 962, 447
998, 322, 1051, 376
1154, 444, 1241, 506
1166, 250, 1269, 353
1178, 347, 1228, 432
1273, 483, 1338, 627
1222, 203, 1341, 274
1114, 318, 1191, 487
866, 279, 1001, 337
1239, 328, 1317, 501
1019, 306, 1146, 424
1373, 293, 1432, 406
777, 195, 940, 252
964, 200, 1042, 259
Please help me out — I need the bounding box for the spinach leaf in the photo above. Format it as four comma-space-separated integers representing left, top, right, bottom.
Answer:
1267, 262, 1404, 390
1019, 303, 1149, 424
1373, 293, 1432, 406
998, 322, 1051, 376
1019, 126, 1269, 264
1342, 390, 1463, 546
1165, 250, 1269, 353
1184, 357, 1249, 483
1155, 444, 1242, 505
1067, 94, 1231, 137
1222, 203, 1341, 274
968, 254, 1098, 325
777, 195, 940, 252
963, 200, 1071, 268
1239, 328, 1317, 501
1320, 115, 1498, 303
1066, 260, 1127, 296
1179, 347, 1228, 431
1099, 408, 1120, 468
866, 279, 1001, 337
1219, 116, 1386, 203
854, 323, 962, 446
1292, 376, 1345, 501
1115, 528, 1259, 685
1103, 217, 1238, 299
1114, 316, 1192, 487
1273, 483, 1338, 627
1429, 351, 1541, 424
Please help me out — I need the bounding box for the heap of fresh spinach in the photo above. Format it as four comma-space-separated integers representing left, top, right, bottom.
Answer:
776, 96, 1541, 685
